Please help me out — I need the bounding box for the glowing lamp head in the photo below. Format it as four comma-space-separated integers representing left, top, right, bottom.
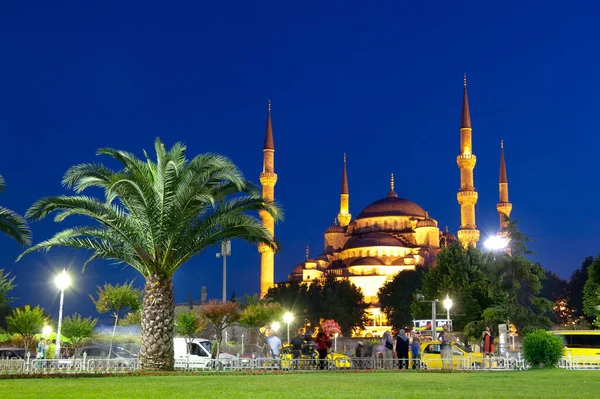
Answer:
54, 269, 71, 290
283, 312, 293, 324
443, 294, 453, 310
334, 332, 339, 338
271, 322, 280, 332
42, 325, 52, 338
484, 236, 508, 251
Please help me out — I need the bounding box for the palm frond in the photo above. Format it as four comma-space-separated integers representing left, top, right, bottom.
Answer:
0, 206, 32, 246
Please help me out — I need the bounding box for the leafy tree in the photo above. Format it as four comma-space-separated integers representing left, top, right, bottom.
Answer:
568, 256, 594, 320
413, 242, 500, 331
319, 278, 368, 336
379, 268, 425, 331
266, 278, 367, 336
91, 281, 142, 358
118, 311, 142, 326
540, 270, 570, 325
0, 269, 16, 309
0, 174, 31, 246
583, 255, 600, 327
200, 300, 240, 358
238, 295, 284, 355
6, 305, 46, 350
19, 138, 280, 370
174, 309, 207, 359
61, 313, 98, 351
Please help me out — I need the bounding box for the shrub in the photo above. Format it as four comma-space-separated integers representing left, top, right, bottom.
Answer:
522, 329, 564, 368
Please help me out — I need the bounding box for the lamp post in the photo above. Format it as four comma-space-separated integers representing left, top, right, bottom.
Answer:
443, 294, 453, 331
283, 312, 293, 345
334, 333, 339, 352
216, 241, 231, 302
484, 236, 508, 251
241, 334, 244, 355
54, 269, 71, 359
417, 294, 439, 339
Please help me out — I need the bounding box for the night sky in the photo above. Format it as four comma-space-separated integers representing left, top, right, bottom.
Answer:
1, 1, 599, 324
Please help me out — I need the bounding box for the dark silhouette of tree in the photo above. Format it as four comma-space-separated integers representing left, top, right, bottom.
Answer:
379, 268, 425, 331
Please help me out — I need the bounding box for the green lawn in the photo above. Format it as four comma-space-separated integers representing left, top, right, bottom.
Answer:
1, 370, 598, 399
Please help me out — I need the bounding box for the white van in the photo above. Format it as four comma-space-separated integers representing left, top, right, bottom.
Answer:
173, 338, 213, 369
173, 338, 239, 369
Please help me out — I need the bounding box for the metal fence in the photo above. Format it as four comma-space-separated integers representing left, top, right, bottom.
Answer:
1, 355, 598, 374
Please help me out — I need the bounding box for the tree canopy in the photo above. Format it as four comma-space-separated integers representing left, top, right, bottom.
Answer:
61, 313, 98, 350
6, 305, 47, 350
583, 255, 600, 327
379, 268, 425, 330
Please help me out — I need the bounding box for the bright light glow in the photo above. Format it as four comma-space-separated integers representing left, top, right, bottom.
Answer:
484, 236, 508, 251
334, 333, 339, 338
42, 325, 52, 338
283, 312, 293, 324
271, 322, 280, 332
54, 269, 71, 290
443, 294, 453, 310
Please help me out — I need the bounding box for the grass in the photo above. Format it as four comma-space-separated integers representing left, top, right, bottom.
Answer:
1, 369, 599, 399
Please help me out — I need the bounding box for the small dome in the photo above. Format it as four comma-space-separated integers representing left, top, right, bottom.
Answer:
344, 233, 404, 249
325, 224, 345, 234
350, 257, 385, 266
356, 196, 427, 220
417, 218, 437, 228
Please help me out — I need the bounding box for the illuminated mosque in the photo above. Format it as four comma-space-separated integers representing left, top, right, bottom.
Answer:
257, 77, 513, 336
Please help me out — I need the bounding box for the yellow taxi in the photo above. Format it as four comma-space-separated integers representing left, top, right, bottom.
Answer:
417, 340, 484, 369
280, 344, 351, 369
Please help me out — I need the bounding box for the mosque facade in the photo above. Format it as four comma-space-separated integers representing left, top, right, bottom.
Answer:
257, 77, 512, 336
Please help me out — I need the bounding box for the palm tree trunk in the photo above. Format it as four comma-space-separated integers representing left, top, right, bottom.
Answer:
139, 275, 175, 370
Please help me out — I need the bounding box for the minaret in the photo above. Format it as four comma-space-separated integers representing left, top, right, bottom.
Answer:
259, 100, 278, 298
496, 140, 512, 233
456, 75, 480, 247
337, 153, 351, 227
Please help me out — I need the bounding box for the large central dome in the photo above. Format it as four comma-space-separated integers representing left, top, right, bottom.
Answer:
356, 193, 427, 219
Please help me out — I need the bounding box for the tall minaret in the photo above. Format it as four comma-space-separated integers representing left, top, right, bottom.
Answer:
496, 140, 512, 233
259, 100, 277, 298
456, 75, 480, 247
337, 153, 351, 227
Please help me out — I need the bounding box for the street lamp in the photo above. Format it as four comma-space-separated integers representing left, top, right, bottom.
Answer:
271, 321, 280, 333
443, 294, 453, 331
54, 269, 71, 359
484, 235, 508, 251
417, 294, 439, 339
334, 332, 339, 352
283, 312, 293, 345
216, 241, 231, 302
42, 325, 52, 339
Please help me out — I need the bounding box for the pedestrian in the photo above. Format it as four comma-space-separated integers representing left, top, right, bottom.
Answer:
382, 330, 394, 369
482, 326, 495, 367
395, 329, 409, 369
36, 338, 46, 368
290, 333, 304, 369
354, 342, 364, 369
315, 330, 330, 370
267, 332, 282, 368
438, 324, 454, 370
411, 331, 421, 369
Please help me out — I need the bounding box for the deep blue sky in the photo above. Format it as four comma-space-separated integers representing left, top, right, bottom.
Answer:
1, 1, 599, 323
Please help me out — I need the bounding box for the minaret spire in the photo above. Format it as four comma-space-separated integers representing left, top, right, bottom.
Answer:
388, 173, 398, 198
337, 153, 351, 226
497, 140, 512, 233
259, 100, 278, 298
456, 75, 480, 247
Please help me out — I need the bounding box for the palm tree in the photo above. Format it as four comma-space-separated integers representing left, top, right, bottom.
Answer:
19, 138, 280, 370
0, 174, 31, 246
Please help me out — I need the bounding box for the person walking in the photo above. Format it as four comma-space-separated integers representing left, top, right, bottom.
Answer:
411, 331, 421, 369
315, 331, 330, 370
290, 333, 304, 369
438, 324, 453, 370
382, 331, 394, 369
36, 338, 46, 369
267, 332, 282, 368
395, 329, 409, 369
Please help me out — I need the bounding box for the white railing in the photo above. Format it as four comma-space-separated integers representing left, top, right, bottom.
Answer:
0, 355, 598, 374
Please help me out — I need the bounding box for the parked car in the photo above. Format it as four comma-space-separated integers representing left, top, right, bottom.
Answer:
418, 341, 484, 369
74, 345, 136, 367
0, 347, 27, 360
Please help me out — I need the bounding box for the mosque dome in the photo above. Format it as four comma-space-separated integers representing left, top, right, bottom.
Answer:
325, 224, 345, 234
416, 212, 437, 228
344, 233, 404, 249
356, 195, 427, 220
350, 257, 385, 266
